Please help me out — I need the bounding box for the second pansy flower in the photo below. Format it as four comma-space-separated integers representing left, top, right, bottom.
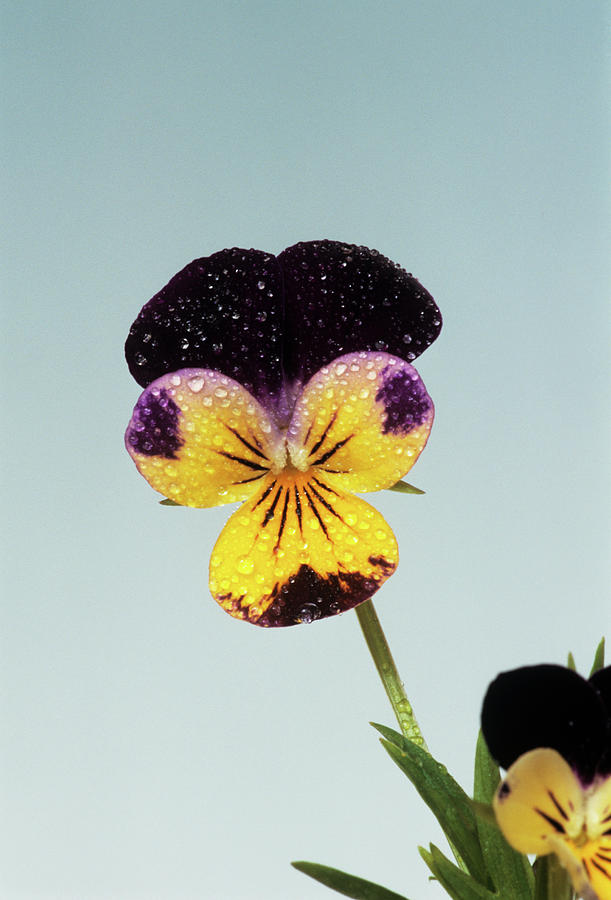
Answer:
125, 241, 441, 627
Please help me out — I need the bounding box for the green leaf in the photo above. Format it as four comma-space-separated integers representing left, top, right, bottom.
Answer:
386, 480, 425, 495
419, 845, 497, 900
589, 637, 605, 676
473, 731, 534, 899
469, 801, 497, 829
372, 724, 489, 887
567, 652, 576, 672
291, 861, 412, 900
159, 498, 182, 506
533, 855, 575, 900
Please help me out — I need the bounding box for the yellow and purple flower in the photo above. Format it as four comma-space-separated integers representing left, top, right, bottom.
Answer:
481, 663, 611, 900
125, 240, 441, 627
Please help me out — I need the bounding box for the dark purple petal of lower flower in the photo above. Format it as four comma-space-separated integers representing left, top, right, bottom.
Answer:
125, 248, 284, 401
590, 666, 611, 774
481, 664, 608, 785
278, 240, 441, 388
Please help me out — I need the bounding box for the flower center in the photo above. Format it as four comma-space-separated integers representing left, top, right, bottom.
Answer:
269, 434, 311, 475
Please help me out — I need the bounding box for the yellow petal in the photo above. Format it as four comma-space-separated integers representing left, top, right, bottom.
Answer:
286, 351, 433, 493
125, 368, 285, 507
494, 749, 611, 900
494, 748, 585, 855
209, 470, 398, 626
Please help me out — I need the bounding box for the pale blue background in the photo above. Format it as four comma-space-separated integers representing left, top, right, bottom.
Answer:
2, 2, 609, 898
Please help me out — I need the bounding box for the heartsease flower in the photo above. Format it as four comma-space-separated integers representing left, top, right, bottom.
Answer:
125, 240, 441, 627
481, 663, 611, 900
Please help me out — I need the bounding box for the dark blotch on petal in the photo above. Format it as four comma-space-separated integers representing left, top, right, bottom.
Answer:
279, 240, 441, 387
497, 781, 511, 799
481, 664, 608, 785
126, 388, 183, 459
375, 365, 432, 435
254, 560, 394, 627
125, 248, 284, 402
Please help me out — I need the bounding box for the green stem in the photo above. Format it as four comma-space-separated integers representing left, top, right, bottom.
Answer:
533, 855, 575, 900
355, 599, 428, 751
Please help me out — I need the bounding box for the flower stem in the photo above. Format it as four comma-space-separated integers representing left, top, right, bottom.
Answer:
355, 599, 428, 750
533, 854, 575, 900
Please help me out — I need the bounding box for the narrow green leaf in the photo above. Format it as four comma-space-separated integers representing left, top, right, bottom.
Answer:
386, 480, 425, 495
567, 652, 577, 672
159, 498, 182, 506
589, 637, 605, 676
533, 855, 575, 900
372, 723, 488, 887
291, 861, 412, 900
419, 845, 497, 900
469, 800, 497, 828
473, 731, 534, 899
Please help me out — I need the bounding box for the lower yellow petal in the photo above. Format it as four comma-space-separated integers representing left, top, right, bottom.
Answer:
209, 471, 398, 626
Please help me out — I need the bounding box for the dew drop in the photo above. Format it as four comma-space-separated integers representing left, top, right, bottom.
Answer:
188, 376, 205, 393
298, 603, 320, 624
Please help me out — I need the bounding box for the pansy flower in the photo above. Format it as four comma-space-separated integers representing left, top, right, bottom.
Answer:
481, 663, 611, 900
125, 240, 441, 627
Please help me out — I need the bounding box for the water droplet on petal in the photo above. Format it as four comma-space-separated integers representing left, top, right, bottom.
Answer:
237, 558, 255, 575
188, 376, 204, 392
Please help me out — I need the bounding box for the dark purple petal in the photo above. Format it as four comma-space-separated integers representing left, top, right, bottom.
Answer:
481, 664, 608, 785
278, 240, 441, 387
590, 666, 611, 774
125, 241, 441, 413
125, 248, 284, 402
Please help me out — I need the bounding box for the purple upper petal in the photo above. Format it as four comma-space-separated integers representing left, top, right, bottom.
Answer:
590, 665, 611, 775
278, 241, 441, 387
125, 248, 284, 402
125, 241, 441, 412
481, 664, 610, 785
